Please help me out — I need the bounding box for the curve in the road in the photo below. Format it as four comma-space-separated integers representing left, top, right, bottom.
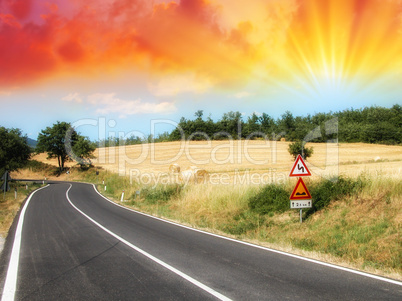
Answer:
1, 182, 401, 300
65, 184, 232, 301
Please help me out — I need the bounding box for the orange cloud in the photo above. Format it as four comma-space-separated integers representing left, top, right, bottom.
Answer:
8, 0, 33, 20
0, 13, 57, 86
0, 0, 401, 93
0, 0, 261, 88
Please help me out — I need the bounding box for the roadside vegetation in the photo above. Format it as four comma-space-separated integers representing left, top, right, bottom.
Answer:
0, 127, 31, 176
0, 181, 44, 236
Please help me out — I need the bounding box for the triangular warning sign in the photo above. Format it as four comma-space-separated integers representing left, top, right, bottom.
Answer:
289, 154, 311, 177
290, 178, 312, 200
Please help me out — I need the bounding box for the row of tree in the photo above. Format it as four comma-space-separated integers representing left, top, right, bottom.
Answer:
169, 104, 402, 144
0, 122, 96, 175
1, 104, 400, 176
169, 105, 402, 144
105, 105, 401, 146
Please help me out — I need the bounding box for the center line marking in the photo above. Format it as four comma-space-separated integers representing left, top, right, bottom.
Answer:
65, 184, 232, 301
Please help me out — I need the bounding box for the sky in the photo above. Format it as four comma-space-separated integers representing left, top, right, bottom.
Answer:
0, 0, 401, 141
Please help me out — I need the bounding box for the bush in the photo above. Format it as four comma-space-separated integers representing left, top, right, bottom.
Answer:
248, 177, 365, 218
288, 140, 314, 160
305, 177, 365, 217
248, 184, 289, 215
141, 185, 181, 204
222, 211, 265, 235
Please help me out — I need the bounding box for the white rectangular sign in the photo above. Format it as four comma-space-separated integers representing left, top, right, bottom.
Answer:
290, 200, 312, 209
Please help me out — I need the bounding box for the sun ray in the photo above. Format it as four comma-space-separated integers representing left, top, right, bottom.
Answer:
280, 0, 402, 104
0, 0, 401, 106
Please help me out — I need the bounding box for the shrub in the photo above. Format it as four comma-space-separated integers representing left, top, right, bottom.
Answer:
141, 185, 181, 204
305, 177, 365, 217
222, 211, 265, 235
248, 177, 365, 218
248, 184, 289, 215
288, 140, 313, 160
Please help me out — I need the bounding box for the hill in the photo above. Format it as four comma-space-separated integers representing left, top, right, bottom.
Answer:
27, 138, 37, 148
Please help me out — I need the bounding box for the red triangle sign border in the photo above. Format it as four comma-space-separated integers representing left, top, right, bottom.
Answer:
289, 154, 312, 177
290, 178, 312, 200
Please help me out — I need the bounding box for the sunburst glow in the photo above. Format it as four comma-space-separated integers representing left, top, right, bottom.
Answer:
0, 0, 401, 117
282, 0, 402, 102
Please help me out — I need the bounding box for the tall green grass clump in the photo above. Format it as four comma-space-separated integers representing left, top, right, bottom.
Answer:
222, 211, 265, 235
248, 184, 289, 215
140, 184, 182, 204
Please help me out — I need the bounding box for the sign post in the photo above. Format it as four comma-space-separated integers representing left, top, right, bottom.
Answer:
1, 171, 11, 200
289, 155, 312, 223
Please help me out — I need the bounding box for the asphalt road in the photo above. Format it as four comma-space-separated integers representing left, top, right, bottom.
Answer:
1, 182, 401, 300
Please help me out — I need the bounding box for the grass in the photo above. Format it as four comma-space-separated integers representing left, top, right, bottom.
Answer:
0, 181, 44, 236
248, 183, 290, 214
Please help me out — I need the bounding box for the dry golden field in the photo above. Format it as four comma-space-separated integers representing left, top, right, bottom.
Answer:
30, 141, 402, 182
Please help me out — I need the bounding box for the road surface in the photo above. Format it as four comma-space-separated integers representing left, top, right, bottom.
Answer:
1, 182, 401, 300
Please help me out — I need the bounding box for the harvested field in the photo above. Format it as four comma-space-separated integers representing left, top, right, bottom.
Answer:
30, 141, 402, 182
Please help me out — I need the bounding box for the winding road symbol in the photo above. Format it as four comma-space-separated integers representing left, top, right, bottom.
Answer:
289, 155, 311, 177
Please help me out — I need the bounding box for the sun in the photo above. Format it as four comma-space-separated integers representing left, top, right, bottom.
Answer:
281, 0, 402, 104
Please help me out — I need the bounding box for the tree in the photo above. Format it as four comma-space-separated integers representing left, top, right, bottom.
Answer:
37, 121, 95, 171
279, 111, 296, 140
244, 113, 261, 138
194, 110, 204, 119
288, 140, 314, 160
0, 127, 31, 175
259, 113, 276, 135
37, 122, 76, 171
72, 136, 96, 167
217, 111, 243, 139
191, 110, 208, 140
170, 117, 187, 141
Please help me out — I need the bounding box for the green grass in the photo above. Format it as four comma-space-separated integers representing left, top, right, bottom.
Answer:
222, 211, 265, 235
248, 184, 289, 214
140, 185, 182, 204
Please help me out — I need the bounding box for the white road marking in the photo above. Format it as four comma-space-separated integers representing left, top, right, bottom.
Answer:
91, 184, 402, 287
66, 184, 232, 301
1, 185, 50, 301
